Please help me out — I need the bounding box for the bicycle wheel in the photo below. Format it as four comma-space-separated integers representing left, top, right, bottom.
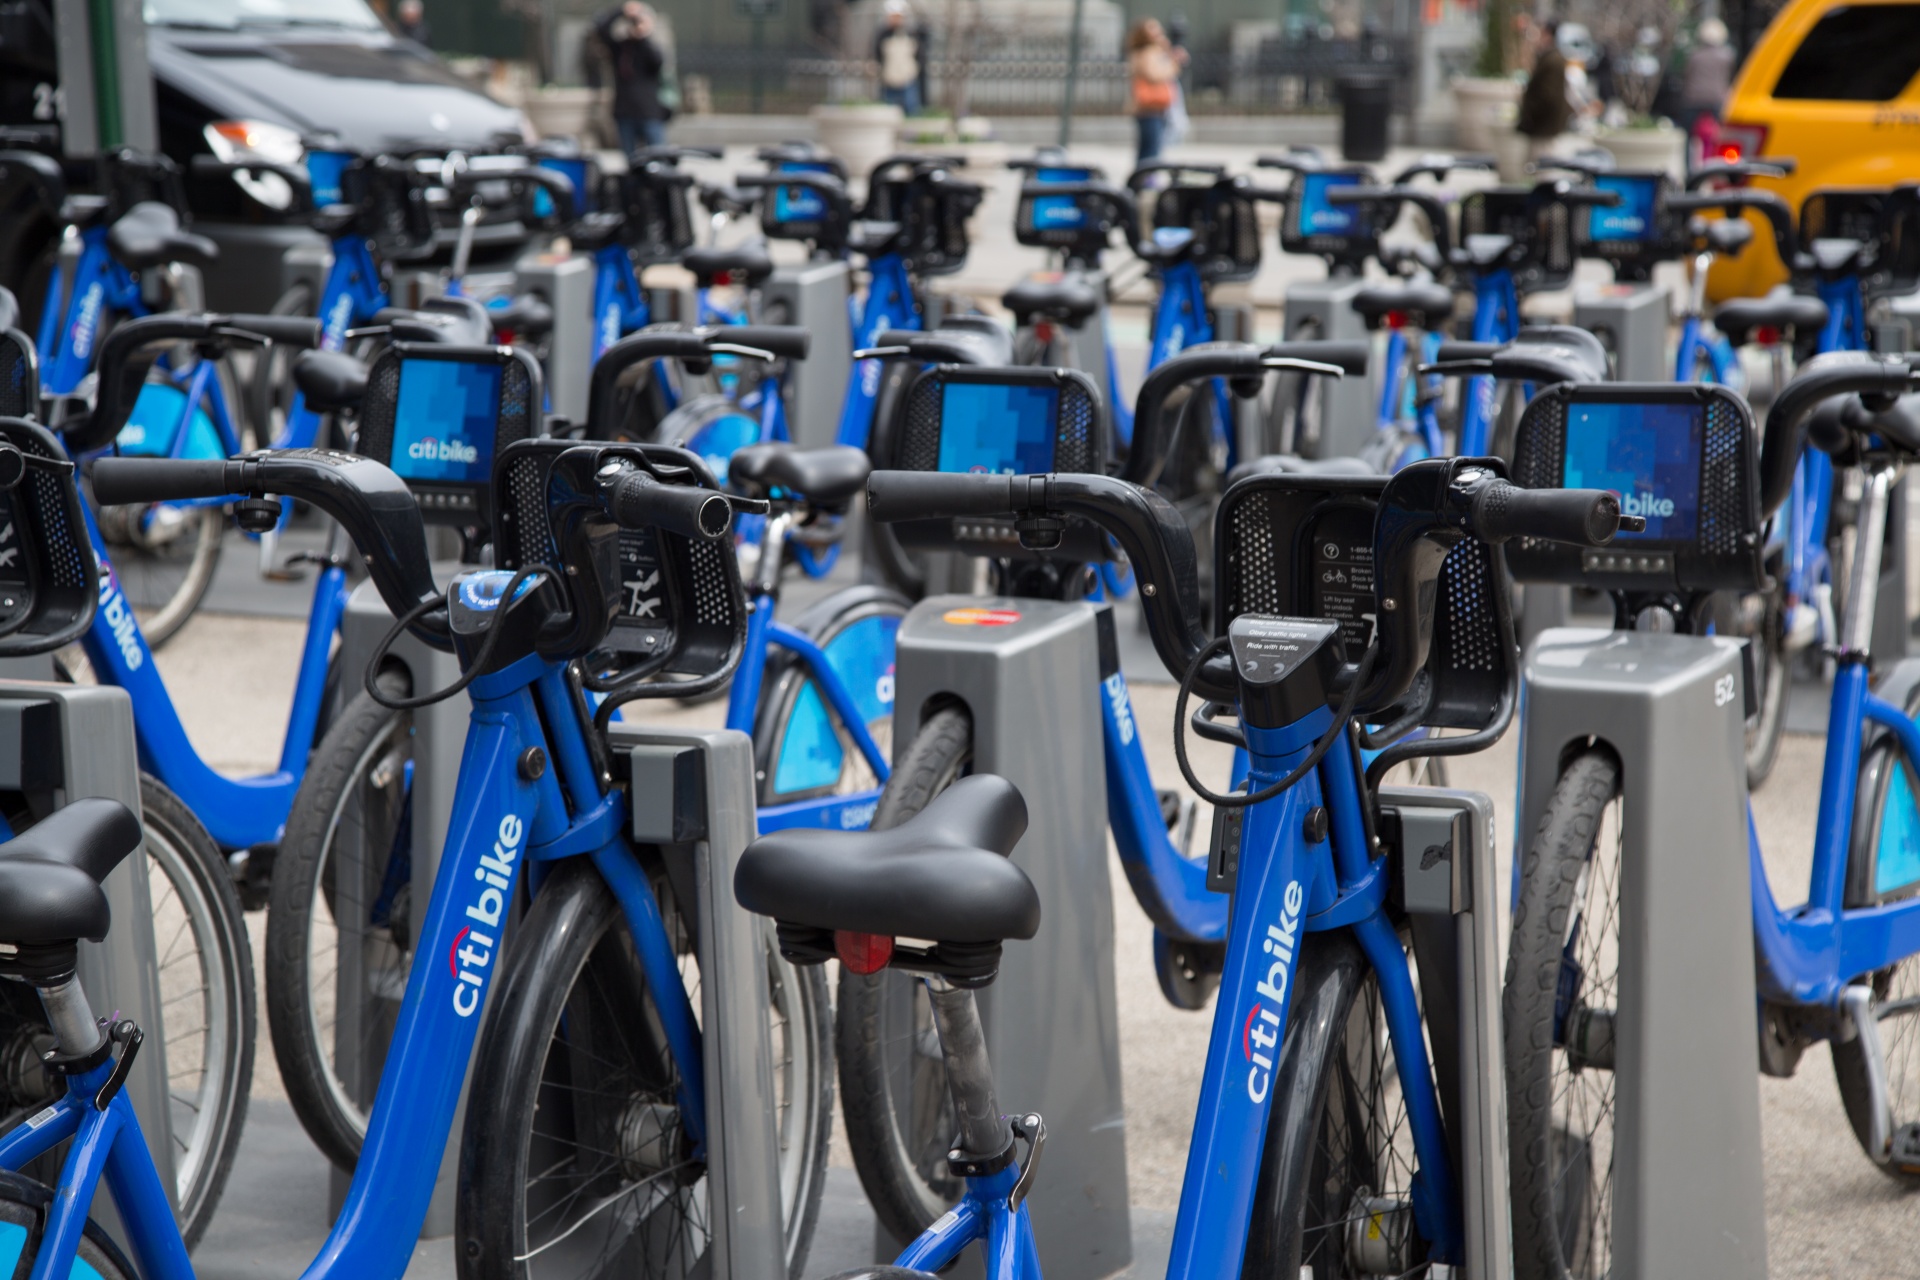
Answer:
752, 589, 904, 810
1242, 929, 1430, 1276
456, 858, 832, 1280
1504, 749, 1623, 1280
264, 678, 412, 1172
836, 705, 974, 1244
0, 1168, 140, 1279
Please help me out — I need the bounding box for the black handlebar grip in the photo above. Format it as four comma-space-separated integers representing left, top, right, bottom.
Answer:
718, 326, 810, 360
224, 315, 323, 348
604, 471, 732, 541
91, 458, 244, 506
1473, 482, 1622, 546
867, 471, 1016, 524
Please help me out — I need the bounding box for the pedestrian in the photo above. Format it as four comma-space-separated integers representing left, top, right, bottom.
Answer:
1128, 17, 1184, 165
874, 0, 925, 117
1679, 18, 1736, 137
394, 0, 430, 47
1516, 17, 1573, 165
596, 1, 670, 156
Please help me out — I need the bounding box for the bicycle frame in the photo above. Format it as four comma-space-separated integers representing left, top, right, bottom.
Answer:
591, 242, 651, 364
891, 1164, 1041, 1275
1775, 273, 1869, 628
39, 225, 144, 397
278, 234, 390, 453
77, 503, 349, 850
1144, 258, 1233, 462
1458, 269, 1520, 458
1171, 707, 1458, 1270
0, 621, 703, 1280
1376, 325, 1446, 463
835, 251, 920, 447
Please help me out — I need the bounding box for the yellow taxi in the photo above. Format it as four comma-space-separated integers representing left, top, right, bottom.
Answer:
1703, 0, 1920, 301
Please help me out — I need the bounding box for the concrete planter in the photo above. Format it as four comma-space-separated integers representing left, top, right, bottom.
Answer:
525, 87, 602, 144
811, 103, 905, 178
1452, 76, 1522, 154
1597, 123, 1686, 180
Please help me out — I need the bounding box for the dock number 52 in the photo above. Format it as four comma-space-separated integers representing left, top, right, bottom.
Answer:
1714, 674, 1737, 708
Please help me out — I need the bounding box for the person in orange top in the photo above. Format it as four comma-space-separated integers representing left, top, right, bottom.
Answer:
1128, 17, 1185, 164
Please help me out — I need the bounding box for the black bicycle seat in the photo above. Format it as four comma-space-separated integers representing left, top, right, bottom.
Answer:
735, 774, 1038, 944
0, 798, 144, 945
1001, 276, 1102, 328
1716, 291, 1830, 347
1460, 232, 1515, 268
681, 243, 773, 289
107, 201, 218, 270
1701, 218, 1755, 255
1227, 453, 1378, 484
1133, 225, 1198, 266
729, 442, 871, 508
293, 349, 370, 414
0, 286, 16, 332
568, 209, 626, 252
847, 220, 905, 257
1808, 237, 1868, 274
1349, 280, 1455, 331
489, 293, 554, 339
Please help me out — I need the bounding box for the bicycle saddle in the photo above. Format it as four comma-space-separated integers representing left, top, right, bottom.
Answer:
488, 292, 554, 339
1460, 232, 1515, 267
1699, 217, 1755, 256
728, 442, 871, 508
1807, 237, 1869, 274
1133, 225, 1197, 265
293, 349, 370, 414
1001, 275, 1102, 328
0, 798, 143, 946
681, 243, 773, 289
567, 209, 626, 252
0, 286, 16, 332
1716, 289, 1830, 348
1227, 453, 1377, 484
1349, 279, 1456, 331
107, 201, 218, 270
735, 774, 1038, 945
699, 183, 758, 218
846, 220, 905, 256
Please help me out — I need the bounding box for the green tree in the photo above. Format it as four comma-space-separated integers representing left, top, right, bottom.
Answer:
1473, 0, 1517, 77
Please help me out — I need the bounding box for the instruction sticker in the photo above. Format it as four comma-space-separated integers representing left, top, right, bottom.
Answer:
942, 608, 1021, 627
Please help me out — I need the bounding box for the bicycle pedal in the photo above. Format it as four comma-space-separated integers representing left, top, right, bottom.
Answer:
228, 844, 276, 912
1891, 1123, 1920, 1174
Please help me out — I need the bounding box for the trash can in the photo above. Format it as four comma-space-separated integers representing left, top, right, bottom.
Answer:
1337, 74, 1393, 162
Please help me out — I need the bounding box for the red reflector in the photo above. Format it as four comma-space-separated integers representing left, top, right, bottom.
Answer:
835, 931, 894, 974
1386, 310, 1409, 330
1755, 325, 1781, 346
1035, 321, 1055, 344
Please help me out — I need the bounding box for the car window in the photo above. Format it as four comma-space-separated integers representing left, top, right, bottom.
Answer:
145, 0, 383, 30
1771, 3, 1920, 100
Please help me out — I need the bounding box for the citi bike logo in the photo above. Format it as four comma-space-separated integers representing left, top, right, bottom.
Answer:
324, 290, 355, 349
1619, 488, 1674, 521
449, 813, 524, 1017
1104, 673, 1135, 745
598, 301, 621, 354
97, 568, 143, 671
408, 437, 480, 465
70, 282, 105, 360
1242, 879, 1304, 1104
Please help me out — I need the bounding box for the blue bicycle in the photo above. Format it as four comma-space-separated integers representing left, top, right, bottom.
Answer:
740, 449, 1629, 1274
39, 436, 833, 1280
1499, 357, 1920, 1277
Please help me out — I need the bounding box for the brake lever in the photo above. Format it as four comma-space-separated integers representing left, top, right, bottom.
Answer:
703, 343, 777, 363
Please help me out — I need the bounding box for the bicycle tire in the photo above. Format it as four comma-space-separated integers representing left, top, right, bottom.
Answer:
264, 675, 412, 1172
1242, 928, 1434, 1275
456, 858, 832, 1280
836, 705, 974, 1244
1504, 748, 1623, 1280
136, 774, 256, 1248
752, 588, 905, 809
0, 1168, 141, 1279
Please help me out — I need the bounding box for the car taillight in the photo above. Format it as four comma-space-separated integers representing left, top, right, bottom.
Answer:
1708, 120, 1769, 166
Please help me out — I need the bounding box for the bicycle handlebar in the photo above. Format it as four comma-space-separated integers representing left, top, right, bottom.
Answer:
1325, 185, 1455, 258
1472, 482, 1631, 545
587, 326, 806, 435
1124, 342, 1364, 486
1664, 189, 1797, 261
1390, 152, 1495, 184
1760, 352, 1920, 514
1687, 159, 1795, 190
599, 465, 734, 540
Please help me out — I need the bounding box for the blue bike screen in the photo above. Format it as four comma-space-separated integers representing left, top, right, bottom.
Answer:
390, 359, 501, 485
1294, 173, 1362, 237
772, 183, 826, 222
1561, 398, 1703, 541
1588, 174, 1661, 243
937, 382, 1059, 475
1030, 194, 1088, 230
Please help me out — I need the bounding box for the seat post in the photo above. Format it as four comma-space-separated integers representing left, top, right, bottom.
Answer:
38, 974, 105, 1058
924, 976, 1012, 1161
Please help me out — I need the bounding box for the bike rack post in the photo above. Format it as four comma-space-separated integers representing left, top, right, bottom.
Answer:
1377, 785, 1511, 1280
1874, 475, 1910, 661
513, 250, 594, 425
0, 682, 176, 1241
1571, 284, 1669, 381
605, 723, 786, 1279
1516, 627, 1768, 1279
762, 260, 852, 448
1281, 280, 1375, 458
330, 572, 472, 1236
888, 595, 1132, 1278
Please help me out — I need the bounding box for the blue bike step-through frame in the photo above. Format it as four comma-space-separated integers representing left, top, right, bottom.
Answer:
0, 570, 704, 1280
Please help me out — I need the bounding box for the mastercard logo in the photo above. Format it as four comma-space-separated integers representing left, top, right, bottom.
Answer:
941, 608, 1021, 627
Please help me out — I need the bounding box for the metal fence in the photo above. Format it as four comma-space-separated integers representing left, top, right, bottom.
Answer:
675, 33, 1414, 117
